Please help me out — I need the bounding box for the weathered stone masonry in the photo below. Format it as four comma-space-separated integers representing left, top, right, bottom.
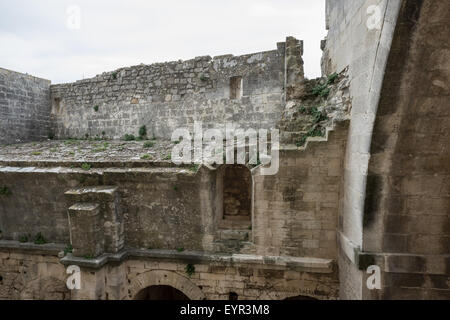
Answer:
323, 0, 450, 299
0, 68, 51, 144
0, 0, 449, 300
50, 37, 303, 140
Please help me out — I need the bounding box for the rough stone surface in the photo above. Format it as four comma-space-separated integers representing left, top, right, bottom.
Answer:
0, 0, 449, 301
50, 38, 302, 140
0, 68, 51, 144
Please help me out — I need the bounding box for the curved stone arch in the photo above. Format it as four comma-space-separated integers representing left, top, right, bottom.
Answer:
127, 270, 205, 300
259, 291, 323, 300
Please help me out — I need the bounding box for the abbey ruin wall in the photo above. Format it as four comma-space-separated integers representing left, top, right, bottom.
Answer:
50, 37, 303, 140
0, 68, 51, 144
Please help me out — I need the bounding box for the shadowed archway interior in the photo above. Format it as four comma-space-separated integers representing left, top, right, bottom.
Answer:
134, 285, 190, 300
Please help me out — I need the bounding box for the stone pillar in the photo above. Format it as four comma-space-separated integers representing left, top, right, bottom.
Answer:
285, 36, 305, 100
68, 203, 104, 257
65, 186, 124, 257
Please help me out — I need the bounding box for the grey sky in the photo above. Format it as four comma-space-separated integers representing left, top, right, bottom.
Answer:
0, 0, 327, 84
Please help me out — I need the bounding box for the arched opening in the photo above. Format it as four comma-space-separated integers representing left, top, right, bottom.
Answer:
128, 270, 205, 300
284, 295, 318, 300
229, 292, 239, 300
135, 285, 190, 300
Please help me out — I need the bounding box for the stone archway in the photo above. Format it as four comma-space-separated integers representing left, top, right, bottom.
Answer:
135, 285, 190, 300
128, 270, 205, 300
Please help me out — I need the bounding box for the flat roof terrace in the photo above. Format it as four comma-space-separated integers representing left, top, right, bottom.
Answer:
0, 139, 180, 168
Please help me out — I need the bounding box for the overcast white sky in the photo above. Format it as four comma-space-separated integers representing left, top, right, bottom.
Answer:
0, 0, 327, 84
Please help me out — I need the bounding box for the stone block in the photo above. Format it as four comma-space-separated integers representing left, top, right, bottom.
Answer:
68, 203, 103, 257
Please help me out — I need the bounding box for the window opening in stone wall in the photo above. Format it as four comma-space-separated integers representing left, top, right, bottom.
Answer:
230, 76, 243, 99
52, 97, 61, 114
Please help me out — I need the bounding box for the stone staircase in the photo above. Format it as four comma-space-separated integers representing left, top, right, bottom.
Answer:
277, 69, 351, 147
213, 220, 254, 254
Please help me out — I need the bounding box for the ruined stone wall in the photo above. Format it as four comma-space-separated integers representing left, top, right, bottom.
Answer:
0, 165, 212, 251
0, 168, 72, 243
0, 248, 338, 300
0, 68, 51, 144
115, 258, 338, 300
0, 249, 69, 300
323, 0, 402, 299
50, 38, 302, 140
252, 122, 349, 260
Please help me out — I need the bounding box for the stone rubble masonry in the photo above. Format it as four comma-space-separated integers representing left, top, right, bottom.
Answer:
50, 37, 303, 140
0, 68, 51, 144
0, 249, 339, 300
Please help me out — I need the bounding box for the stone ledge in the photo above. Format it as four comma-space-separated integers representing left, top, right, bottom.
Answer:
0, 240, 65, 255
0, 161, 188, 170
60, 248, 335, 273
338, 231, 450, 276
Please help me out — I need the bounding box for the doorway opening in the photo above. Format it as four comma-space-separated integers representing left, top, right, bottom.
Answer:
222, 165, 251, 222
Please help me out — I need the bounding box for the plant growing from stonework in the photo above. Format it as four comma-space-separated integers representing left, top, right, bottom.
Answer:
164, 154, 172, 161
64, 244, 73, 255
299, 106, 307, 114
327, 72, 338, 84
34, 232, 47, 245
311, 82, 331, 98
124, 134, 135, 141
138, 125, 147, 139
189, 164, 199, 172
296, 127, 324, 147
176, 248, 184, 252
319, 87, 330, 98
185, 264, 195, 277
111, 72, 118, 80
140, 154, 151, 160
199, 74, 208, 82
19, 234, 29, 243
309, 107, 327, 123
0, 186, 12, 196
143, 141, 154, 148
93, 105, 99, 112
84, 254, 94, 260
81, 163, 91, 171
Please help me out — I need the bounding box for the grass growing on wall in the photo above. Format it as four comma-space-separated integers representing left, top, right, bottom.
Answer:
0, 186, 12, 196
